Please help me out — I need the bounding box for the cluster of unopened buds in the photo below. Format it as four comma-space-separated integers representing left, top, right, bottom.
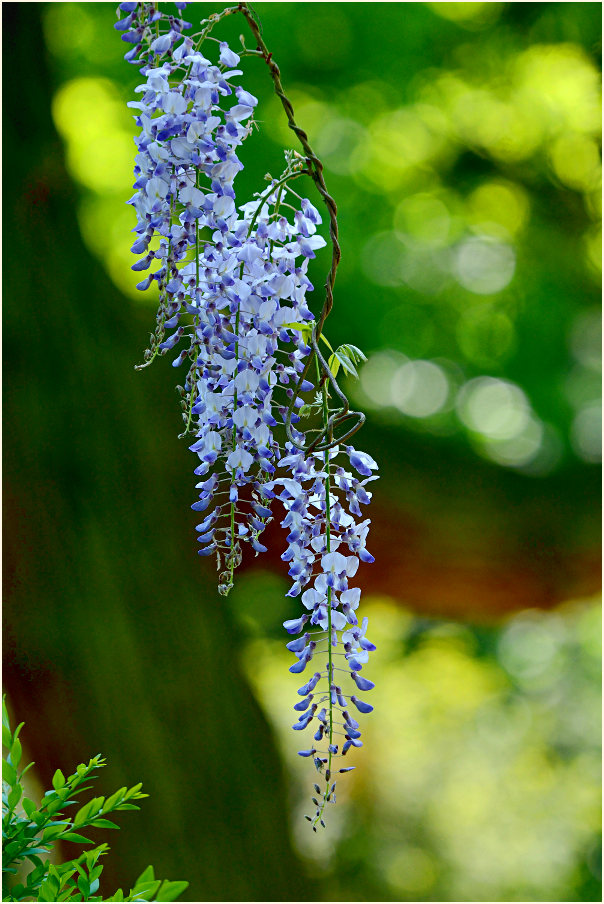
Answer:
116, 0, 378, 829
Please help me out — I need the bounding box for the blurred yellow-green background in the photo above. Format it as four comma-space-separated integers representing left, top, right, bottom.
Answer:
3, 2, 601, 901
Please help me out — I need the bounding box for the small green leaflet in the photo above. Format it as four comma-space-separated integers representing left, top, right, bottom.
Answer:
282, 325, 367, 381
328, 344, 367, 379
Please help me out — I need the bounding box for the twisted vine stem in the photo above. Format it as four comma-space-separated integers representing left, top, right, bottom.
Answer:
234, 1, 365, 453
237, 4, 340, 331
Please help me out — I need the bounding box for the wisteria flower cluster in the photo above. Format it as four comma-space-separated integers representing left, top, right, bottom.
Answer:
116, 0, 378, 829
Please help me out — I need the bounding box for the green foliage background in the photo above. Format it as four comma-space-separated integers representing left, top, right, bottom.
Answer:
3, 2, 601, 902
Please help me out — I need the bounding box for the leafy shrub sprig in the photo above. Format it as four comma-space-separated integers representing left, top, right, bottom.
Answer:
2, 699, 188, 902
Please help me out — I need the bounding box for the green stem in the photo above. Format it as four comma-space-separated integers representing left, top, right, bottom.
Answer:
313, 358, 333, 830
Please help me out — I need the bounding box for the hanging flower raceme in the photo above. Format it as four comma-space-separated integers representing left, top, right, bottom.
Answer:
186, 181, 327, 593
117, 1, 332, 592
121, 2, 257, 375
270, 442, 378, 828
117, 0, 378, 828
116, 2, 192, 68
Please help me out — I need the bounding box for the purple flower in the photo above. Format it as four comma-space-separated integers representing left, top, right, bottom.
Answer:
345, 446, 379, 477
219, 41, 240, 68
117, 5, 377, 828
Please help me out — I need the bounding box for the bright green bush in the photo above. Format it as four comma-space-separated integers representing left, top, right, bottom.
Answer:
2, 699, 188, 902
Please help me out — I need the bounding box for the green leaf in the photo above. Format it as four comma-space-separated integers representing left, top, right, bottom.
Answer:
2, 723, 12, 749
283, 321, 313, 344
135, 865, 155, 887
83, 843, 108, 866
156, 880, 190, 902
319, 332, 334, 352
4, 840, 24, 857
53, 769, 66, 790
329, 344, 365, 381
77, 875, 90, 897
327, 352, 340, 379
19, 761, 35, 781
2, 696, 10, 730
132, 879, 161, 899
43, 823, 68, 842
22, 797, 36, 818
24, 847, 51, 858
336, 344, 367, 379
45, 798, 65, 816
103, 788, 126, 812
338, 350, 359, 378
73, 801, 94, 827
10, 737, 22, 767
24, 856, 46, 881
87, 797, 105, 818
3, 758, 17, 786
60, 833, 94, 844
90, 818, 120, 830
38, 876, 60, 903
346, 343, 367, 362
319, 333, 333, 352
123, 783, 143, 800
59, 869, 78, 888
65, 784, 93, 798
7, 783, 23, 810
